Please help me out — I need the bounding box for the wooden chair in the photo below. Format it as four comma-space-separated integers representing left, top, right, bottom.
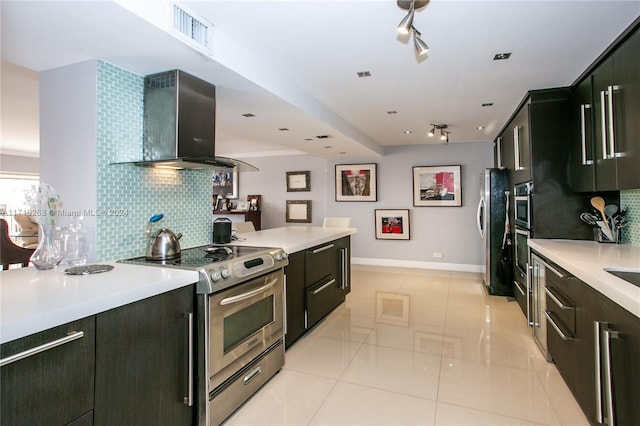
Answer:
1, 219, 35, 270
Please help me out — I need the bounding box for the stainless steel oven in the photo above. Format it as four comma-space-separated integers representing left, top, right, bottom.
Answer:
514, 181, 532, 229
119, 245, 289, 426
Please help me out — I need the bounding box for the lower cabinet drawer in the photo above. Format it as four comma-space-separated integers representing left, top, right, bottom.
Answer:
306, 275, 343, 328
0, 316, 96, 426
545, 284, 576, 337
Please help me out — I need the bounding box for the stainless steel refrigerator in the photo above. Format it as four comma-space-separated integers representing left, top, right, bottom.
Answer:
477, 168, 512, 296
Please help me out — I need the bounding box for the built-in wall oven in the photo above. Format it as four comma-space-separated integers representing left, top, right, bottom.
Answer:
513, 181, 533, 326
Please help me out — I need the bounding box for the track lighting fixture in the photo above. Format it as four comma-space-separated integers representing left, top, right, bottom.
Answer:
396, 2, 414, 35
397, 0, 430, 57
427, 124, 450, 143
412, 28, 429, 56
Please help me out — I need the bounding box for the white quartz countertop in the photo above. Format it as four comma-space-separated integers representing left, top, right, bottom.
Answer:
0, 263, 198, 344
230, 226, 357, 253
0, 226, 356, 344
529, 239, 640, 318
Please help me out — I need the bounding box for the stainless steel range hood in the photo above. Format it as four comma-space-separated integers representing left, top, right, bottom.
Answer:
135, 69, 257, 171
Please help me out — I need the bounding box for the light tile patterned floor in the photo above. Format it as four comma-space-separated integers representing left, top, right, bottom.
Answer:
224, 265, 589, 425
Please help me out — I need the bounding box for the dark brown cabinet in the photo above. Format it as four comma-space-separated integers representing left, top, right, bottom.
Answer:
570, 24, 640, 192
1, 317, 96, 426
284, 236, 351, 348
538, 251, 640, 425
284, 250, 306, 348
94, 285, 194, 426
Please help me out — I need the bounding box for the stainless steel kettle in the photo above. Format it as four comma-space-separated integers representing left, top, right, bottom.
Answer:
146, 227, 182, 260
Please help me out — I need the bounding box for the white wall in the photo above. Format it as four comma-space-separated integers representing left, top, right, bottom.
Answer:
327, 143, 493, 271
238, 155, 328, 229
39, 60, 98, 262
241, 142, 493, 271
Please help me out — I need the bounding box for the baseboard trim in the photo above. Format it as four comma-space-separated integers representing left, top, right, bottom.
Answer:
351, 257, 484, 273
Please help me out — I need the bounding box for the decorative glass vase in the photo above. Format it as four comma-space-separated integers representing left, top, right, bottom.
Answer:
31, 224, 63, 270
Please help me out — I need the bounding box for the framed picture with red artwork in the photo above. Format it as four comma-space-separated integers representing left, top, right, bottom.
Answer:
375, 209, 410, 240
412, 165, 462, 207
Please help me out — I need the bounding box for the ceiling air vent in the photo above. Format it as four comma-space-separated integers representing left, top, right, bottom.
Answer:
316, 134, 333, 139
172, 3, 210, 49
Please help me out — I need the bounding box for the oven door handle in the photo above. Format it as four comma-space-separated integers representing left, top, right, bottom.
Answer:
219, 279, 277, 305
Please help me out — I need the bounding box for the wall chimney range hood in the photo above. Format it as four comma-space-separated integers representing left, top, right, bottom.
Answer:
134, 69, 257, 171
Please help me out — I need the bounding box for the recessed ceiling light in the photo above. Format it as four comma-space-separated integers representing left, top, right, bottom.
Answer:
339, 151, 346, 154
404, 130, 413, 134
476, 126, 485, 130
304, 138, 313, 141
356, 71, 371, 78
241, 113, 255, 117
324, 145, 332, 149
481, 102, 494, 107
387, 110, 398, 114
278, 128, 289, 131
493, 52, 511, 60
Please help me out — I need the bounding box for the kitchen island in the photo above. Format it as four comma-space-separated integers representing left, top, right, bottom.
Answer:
229, 225, 356, 253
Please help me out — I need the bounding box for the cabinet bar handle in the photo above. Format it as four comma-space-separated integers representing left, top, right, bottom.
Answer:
595, 321, 606, 423
0, 330, 84, 367
544, 311, 568, 340
183, 313, 194, 407
603, 328, 619, 426
580, 104, 594, 165
283, 275, 288, 335
514, 280, 525, 296
600, 90, 608, 160
545, 287, 573, 310
608, 85, 622, 158
312, 244, 334, 254
312, 279, 336, 295
220, 279, 276, 305
496, 137, 503, 169
513, 126, 522, 171
341, 248, 347, 290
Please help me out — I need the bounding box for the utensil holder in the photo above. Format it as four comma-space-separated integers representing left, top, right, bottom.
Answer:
596, 226, 621, 243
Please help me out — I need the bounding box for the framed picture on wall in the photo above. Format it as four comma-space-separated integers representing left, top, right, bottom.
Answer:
335, 163, 377, 202
286, 171, 311, 192
375, 209, 410, 240
412, 165, 461, 207
212, 166, 238, 200
286, 200, 312, 223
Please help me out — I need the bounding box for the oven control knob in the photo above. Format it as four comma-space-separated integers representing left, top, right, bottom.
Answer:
282, 252, 288, 259
210, 271, 222, 282
220, 268, 231, 279
275, 253, 282, 261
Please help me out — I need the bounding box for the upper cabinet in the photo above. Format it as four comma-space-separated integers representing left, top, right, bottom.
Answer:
570, 23, 640, 191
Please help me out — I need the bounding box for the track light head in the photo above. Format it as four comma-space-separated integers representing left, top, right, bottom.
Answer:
413, 32, 429, 56
428, 125, 436, 137
396, 3, 414, 35
440, 130, 447, 141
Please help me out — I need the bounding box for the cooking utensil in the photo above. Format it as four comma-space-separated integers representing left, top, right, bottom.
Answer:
596, 221, 615, 241
580, 212, 598, 227
604, 204, 618, 221
590, 197, 612, 236
146, 227, 182, 260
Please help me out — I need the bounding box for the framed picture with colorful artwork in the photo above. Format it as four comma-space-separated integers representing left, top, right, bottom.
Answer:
335, 163, 377, 202
412, 165, 461, 207
375, 209, 410, 240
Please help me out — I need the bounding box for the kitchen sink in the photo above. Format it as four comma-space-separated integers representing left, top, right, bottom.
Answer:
604, 268, 640, 287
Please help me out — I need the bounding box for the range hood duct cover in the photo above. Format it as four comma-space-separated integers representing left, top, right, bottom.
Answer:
140, 70, 257, 171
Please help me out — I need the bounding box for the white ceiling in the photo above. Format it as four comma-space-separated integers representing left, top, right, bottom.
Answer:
2, 0, 639, 159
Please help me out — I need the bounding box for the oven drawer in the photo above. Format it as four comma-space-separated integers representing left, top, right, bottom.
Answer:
306, 275, 343, 329
209, 341, 284, 426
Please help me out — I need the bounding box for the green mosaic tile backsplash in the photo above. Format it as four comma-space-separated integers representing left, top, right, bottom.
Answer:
96, 61, 212, 261
620, 188, 640, 247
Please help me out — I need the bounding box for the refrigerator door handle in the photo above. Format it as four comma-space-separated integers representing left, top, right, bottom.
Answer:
477, 197, 485, 238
